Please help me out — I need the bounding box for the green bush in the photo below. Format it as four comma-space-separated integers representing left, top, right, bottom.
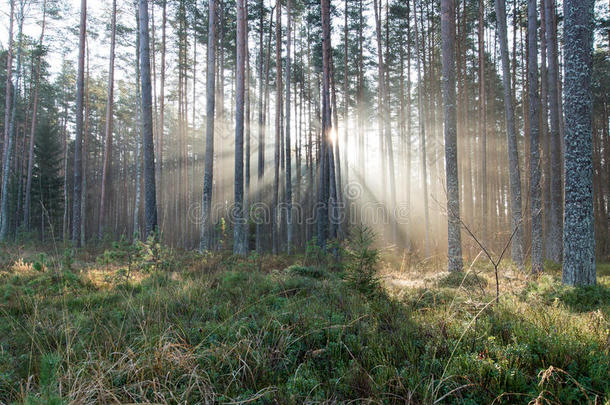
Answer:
344, 226, 380, 296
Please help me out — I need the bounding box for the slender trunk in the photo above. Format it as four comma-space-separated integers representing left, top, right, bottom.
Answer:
545, 0, 562, 262
441, 0, 463, 272
81, 45, 90, 246
343, 0, 349, 189
285, 0, 293, 252
99, 0, 117, 238
24, 0, 46, 231
2, 0, 14, 174
495, 0, 524, 269
134, 4, 142, 240
317, 0, 332, 249
256, 0, 265, 253
199, 0, 216, 252
413, 0, 429, 256
528, 0, 543, 273
159, 0, 166, 226
139, 0, 158, 237
234, 0, 247, 255
478, 0, 487, 240
69, 0, 86, 247
272, 0, 281, 254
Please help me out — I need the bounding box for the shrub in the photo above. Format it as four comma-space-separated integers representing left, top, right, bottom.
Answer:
344, 226, 380, 296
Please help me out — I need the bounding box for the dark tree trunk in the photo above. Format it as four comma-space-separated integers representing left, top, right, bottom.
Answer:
139, 0, 158, 237
70, 0, 86, 247
199, 0, 216, 252
234, 0, 247, 255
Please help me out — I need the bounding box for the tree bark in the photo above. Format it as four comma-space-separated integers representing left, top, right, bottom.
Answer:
139, 0, 158, 237
2, 0, 14, 173
199, 0, 216, 252
544, 0, 562, 263
272, 0, 281, 254
441, 0, 463, 272
233, 0, 247, 255
494, 0, 524, 269
23, 0, 47, 231
69, 0, 86, 247
99, 0, 117, 238
527, 0, 543, 273
562, 0, 596, 285
285, 0, 293, 253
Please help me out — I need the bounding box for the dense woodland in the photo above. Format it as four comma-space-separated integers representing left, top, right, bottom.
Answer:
0, 0, 609, 402
0, 0, 609, 281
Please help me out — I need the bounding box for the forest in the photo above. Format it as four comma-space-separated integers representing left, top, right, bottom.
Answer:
0, 0, 608, 402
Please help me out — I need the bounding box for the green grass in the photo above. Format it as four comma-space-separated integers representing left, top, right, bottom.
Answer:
0, 246, 608, 404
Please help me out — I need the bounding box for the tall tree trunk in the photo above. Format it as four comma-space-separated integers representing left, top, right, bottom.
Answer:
0, 1, 25, 237
134, 4, 142, 240
159, 0, 166, 228
2, 0, 14, 173
199, 0, 216, 252
317, 0, 332, 249
441, 0, 463, 272
494, 0, 524, 269
245, 18, 251, 239
255, 0, 265, 253
413, 0, 430, 256
285, 0, 293, 252
544, 0, 562, 263
70, 0, 86, 247
23, 0, 46, 231
139, 0, 158, 237
234, 0, 247, 255
272, 0, 281, 254
562, 0, 595, 285
99, 0, 117, 238
527, 0, 543, 273
343, 0, 349, 190
81, 43, 90, 246
478, 0, 487, 241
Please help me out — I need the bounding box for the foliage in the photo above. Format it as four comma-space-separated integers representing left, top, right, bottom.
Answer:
344, 226, 380, 296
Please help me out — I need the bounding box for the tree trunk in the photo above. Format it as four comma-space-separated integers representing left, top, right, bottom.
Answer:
441, 0, 463, 272
139, 0, 158, 237
69, 0, 86, 247
2, 0, 14, 174
272, 0, 281, 254
494, 0, 524, 269
562, 0, 595, 285
544, 0, 562, 263
478, 0, 487, 241
527, 0, 543, 273
199, 0, 216, 252
317, 0, 332, 249
134, 4, 142, 240
413, 0, 430, 256
99, 0, 117, 238
234, 0, 247, 255
23, 0, 47, 231
285, 0, 293, 252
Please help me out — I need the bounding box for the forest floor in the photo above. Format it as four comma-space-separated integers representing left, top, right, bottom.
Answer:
0, 240, 608, 404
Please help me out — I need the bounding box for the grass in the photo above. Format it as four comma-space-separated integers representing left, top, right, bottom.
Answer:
0, 242, 608, 404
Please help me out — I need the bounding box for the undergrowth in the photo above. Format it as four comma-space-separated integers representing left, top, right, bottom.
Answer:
0, 242, 608, 404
